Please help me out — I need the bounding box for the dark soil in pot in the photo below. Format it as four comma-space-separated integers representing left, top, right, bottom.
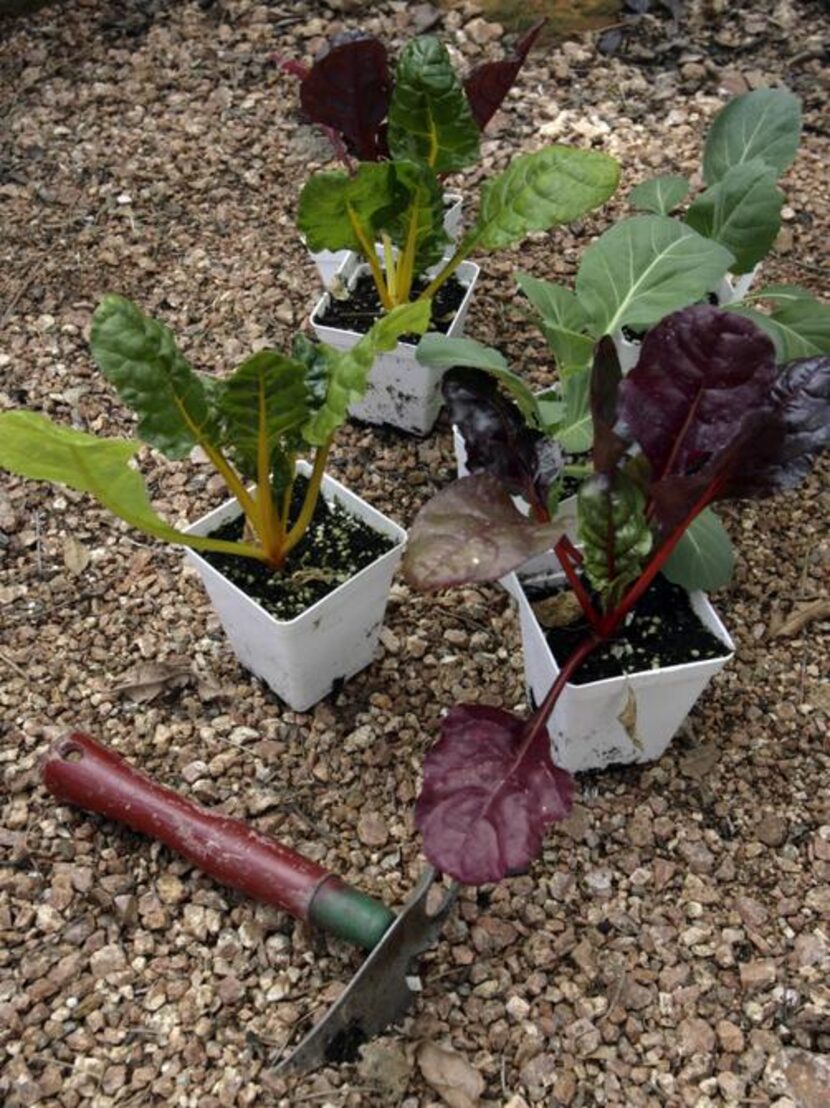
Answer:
523, 572, 730, 685
315, 272, 466, 342
197, 476, 395, 621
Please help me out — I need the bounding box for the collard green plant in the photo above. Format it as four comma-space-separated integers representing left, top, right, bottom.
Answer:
281, 22, 546, 165
0, 295, 429, 569
404, 306, 830, 883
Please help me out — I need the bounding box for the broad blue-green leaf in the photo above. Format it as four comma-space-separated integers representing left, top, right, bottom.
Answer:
577, 470, 652, 609
90, 295, 218, 460
575, 215, 734, 335
686, 159, 784, 274
387, 36, 480, 174
732, 298, 830, 361
471, 146, 620, 252
662, 507, 735, 591
629, 174, 691, 215
517, 272, 596, 372
297, 162, 400, 253
0, 412, 252, 558
218, 351, 310, 481
556, 368, 594, 453
740, 284, 815, 306
303, 300, 431, 444
702, 88, 802, 185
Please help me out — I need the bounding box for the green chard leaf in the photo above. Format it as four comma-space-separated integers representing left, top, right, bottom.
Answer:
628, 174, 691, 216
702, 87, 802, 185
577, 470, 653, 609
575, 215, 734, 335
387, 35, 480, 174
470, 145, 620, 252
90, 295, 218, 460
662, 507, 735, 592
217, 351, 310, 481
517, 271, 596, 373
383, 160, 449, 273
303, 300, 431, 444
686, 159, 784, 274
297, 162, 401, 253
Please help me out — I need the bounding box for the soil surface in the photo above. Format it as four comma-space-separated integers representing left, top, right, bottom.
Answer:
316, 272, 467, 339
200, 476, 395, 622
524, 573, 730, 685
1, 3, 829, 1107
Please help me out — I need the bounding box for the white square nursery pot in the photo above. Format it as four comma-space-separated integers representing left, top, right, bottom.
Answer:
310, 254, 480, 436
510, 569, 735, 775
183, 465, 405, 712
308, 193, 463, 287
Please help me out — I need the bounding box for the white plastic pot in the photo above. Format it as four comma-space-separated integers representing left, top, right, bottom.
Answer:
310, 255, 480, 435
308, 192, 463, 287
183, 464, 405, 712
510, 568, 735, 775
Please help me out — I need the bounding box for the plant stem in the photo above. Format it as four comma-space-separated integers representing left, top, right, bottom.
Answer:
282, 437, 334, 557
255, 376, 284, 563
202, 443, 264, 540
382, 234, 398, 303
347, 205, 393, 310
180, 534, 272, 563
397, 189, 422, 304
418, 235, 474, 302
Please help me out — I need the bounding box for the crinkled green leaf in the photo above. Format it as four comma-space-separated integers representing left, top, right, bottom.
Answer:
217, 351, 309, 481
471, 145, 620, 252
662, 507, 735, 591
0, 412, 241, 556
303, 300, 431, 444
628, 174, 691, 216
387, 35, 480, 174
90, 295, 218, 460
702, 87, 802, 185
297, 162, 400, 253
686, 158, 783, 274
517, 272, 596, 372
577, 470, 652, 608
575, 215, 734, 335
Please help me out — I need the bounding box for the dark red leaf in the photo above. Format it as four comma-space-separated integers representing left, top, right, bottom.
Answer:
443, 368, 561, 512
402, 474, 563, 591
590, 337, 628, 475
299, 38, 391, 161
415, 704, 574, 884
464, 19, 546, 131
618, 305, 777, 485
278, 58, 310, 80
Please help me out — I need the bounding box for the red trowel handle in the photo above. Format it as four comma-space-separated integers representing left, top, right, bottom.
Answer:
42, 732, 395, 951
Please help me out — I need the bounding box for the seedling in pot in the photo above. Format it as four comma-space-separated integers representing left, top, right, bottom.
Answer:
280, 21, 547, 166
0, 294, 430, 571
297, 35, 620, 315
402, 305, 830, 884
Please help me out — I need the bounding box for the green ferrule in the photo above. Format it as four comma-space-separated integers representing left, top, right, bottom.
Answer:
308, 876, 396, 952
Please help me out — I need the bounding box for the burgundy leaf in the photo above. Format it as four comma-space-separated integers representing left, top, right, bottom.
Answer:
464, 19, 546, 131
299, 38, 391, 161
443, 368, 561, 512
415, 704, 574, 884
590, 337, 628, 475
618, 305, 777, 483
402, 475, 563, 591
278, 58, 311, 80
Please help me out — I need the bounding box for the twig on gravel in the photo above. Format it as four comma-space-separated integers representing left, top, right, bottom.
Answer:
292, 1089, 375, 1104
599, 970, 627, 1024
0, 649, 27, 679
0, 255, 44, 329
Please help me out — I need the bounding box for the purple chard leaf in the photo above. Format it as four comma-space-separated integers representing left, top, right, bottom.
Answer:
402, 474, 564, 591
464, 19, 546, 131
590, 336, 629, 475
443, 368, 562, 517
415, 704, 574, 885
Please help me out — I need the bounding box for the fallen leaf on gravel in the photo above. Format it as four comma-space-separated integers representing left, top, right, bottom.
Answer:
532, 590, 583, 629
616, 688, 642, 752
772, 599, 830, 638
62, 534, 91, 575
110, 659, 192, 703
417, 1040, 484, 1108
357, 1039, 412, 1099
680, 743, 720, 779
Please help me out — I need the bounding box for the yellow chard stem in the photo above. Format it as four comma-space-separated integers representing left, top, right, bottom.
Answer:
418, 238, 472, 302
282, 438, 333, 557
202, 442, 265, 541
382, 233, 398, 303
255, 376, 284, 563
397, 189, 422, 304
347, 205, 393, 310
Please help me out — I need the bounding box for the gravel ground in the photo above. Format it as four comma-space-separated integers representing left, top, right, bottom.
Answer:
1, 2, 829, 1106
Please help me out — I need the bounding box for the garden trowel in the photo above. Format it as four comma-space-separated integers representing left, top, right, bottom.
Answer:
41, 731, 458, 1072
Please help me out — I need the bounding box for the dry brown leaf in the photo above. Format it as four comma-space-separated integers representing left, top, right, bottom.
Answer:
63, 534, 91, 576
616, 688, 642, 752
532, 590, 583, 629
772, 599, 830, 639
357, 1038, 412, 1099
680, 743, 720, 780
416, 1040, 485, 1108
110, 659, 192, 704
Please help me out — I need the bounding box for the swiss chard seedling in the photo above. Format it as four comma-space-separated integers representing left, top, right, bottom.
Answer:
403, 305, 830, 883
0, 295, 429, 569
